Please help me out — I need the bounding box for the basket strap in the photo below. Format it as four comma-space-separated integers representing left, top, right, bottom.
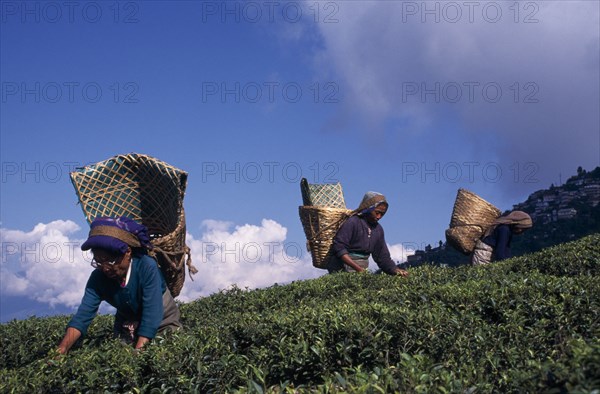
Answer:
151, 245, 198, 277
89, 226, 141, 247
184, 245, 198, 277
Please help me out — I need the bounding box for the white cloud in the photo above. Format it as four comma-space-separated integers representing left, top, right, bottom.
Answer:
0, 218, 419, 318
0, 220, 90, 308
0, 219, 327, 317
179, 218, 323, 302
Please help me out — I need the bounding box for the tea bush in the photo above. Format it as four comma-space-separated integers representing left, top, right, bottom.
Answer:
1, 234, 599, 393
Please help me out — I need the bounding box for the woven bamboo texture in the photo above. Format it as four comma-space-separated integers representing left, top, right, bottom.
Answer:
70, 153, 195, 297
299, 206, 354, 269
300, 178, 346, 208
445, 188, 501, 254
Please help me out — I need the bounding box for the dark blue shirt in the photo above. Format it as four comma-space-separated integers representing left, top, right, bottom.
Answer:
68, 255, 166, 339
482, 224, 513, 261
330, 215, 397, 274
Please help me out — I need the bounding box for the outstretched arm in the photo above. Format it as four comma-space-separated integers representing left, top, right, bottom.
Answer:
57, 327, 82, 355
372, 227, 408, 277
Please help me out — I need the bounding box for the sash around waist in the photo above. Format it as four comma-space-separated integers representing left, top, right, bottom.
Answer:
349, 252, 369, 259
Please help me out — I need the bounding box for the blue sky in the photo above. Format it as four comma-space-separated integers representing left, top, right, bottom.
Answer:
1, 0, 599, 321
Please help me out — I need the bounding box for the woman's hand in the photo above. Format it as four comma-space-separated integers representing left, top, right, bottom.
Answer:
135, 336, 150, 350
394, 268, 409, 277
56, 327, 82, 355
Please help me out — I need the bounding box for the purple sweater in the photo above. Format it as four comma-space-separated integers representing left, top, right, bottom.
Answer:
330, 215, 398, 274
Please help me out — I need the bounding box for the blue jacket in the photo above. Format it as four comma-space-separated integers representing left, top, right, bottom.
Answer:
68, 254, 166, 339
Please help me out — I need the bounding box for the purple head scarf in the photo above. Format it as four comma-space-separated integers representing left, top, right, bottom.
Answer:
81, 217, 153, 255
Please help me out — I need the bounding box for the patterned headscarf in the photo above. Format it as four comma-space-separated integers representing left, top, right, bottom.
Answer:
81, 217, 153, 255
356, 191, 388, 215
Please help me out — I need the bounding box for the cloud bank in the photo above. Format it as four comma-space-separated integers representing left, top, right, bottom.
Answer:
1, 219, 413, 320
309, 0, 599, 189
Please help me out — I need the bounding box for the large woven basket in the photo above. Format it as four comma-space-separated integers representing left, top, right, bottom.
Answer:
70, 153, 196, 297
300, 178, 346, 208
445, 188, 501, 254
299, 206, 354, 269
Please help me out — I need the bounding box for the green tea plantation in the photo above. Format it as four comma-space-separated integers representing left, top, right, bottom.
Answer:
2, 234, 599, 393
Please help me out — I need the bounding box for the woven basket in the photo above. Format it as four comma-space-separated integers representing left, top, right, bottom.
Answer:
445, 188, 501, 254
70, 153, 196, 297
299, 206, 354, 269
300, 178, 346, 208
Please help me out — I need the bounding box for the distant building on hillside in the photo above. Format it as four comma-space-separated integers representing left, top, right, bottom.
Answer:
557, 208, 577, 220
406, 251, 425, 266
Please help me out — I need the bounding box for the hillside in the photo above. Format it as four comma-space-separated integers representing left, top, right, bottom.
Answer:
412, 166, 600, 267
1, 234, 599, 393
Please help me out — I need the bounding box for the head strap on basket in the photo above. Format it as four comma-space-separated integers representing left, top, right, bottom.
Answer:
89, 225, 141, 248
